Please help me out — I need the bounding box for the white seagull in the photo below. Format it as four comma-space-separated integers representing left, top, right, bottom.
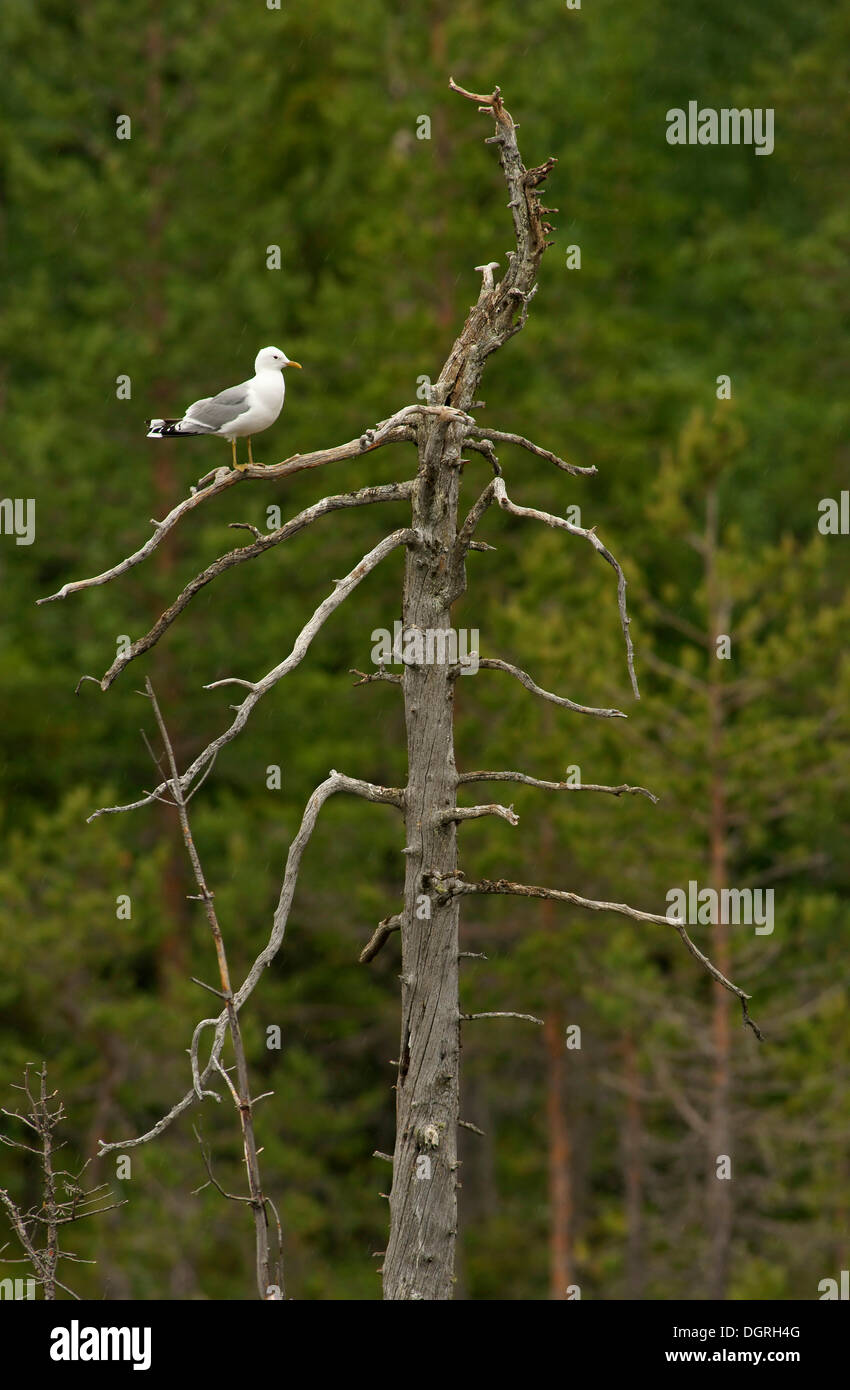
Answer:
146, 346, 302, 469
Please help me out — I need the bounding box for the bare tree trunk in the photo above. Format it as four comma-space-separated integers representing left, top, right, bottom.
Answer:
383, 82, 556, 1299
383, 418, 464, 1300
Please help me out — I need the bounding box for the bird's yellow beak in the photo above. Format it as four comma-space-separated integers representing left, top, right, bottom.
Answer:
287, 360, 303, 369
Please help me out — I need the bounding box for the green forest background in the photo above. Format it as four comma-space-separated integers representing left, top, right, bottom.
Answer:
1, 0, 849, 1300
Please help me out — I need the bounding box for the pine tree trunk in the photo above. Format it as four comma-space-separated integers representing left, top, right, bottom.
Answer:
383, 415, 465, 1299
621, 1030, 644, 1299
382, 80, 556, 1300
545, 1008, 573, 1298
706, 484, 733, 1300
539, 817, 573, 1301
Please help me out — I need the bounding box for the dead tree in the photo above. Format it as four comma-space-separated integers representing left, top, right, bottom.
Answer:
0, 1064, 124, 1299
38, 82, 759, 1300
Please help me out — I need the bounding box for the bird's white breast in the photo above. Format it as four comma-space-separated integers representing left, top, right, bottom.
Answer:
227, 372, 285, 438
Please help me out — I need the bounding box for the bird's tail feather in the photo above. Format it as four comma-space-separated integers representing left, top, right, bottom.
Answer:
146, 418, 215, 439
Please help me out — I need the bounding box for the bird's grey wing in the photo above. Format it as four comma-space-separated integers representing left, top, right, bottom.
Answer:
183, 382, 251, 432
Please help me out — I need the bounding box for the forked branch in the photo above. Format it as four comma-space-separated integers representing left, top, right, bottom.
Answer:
86, 528, 415, 820
97, 770, 404, 1154
90, 482, 413, 691
38, 414, 416, 606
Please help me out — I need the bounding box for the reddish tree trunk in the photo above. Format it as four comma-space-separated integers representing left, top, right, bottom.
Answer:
706, 485, 733, 1300
621, 1030, 643, 1298
545, 1008, 573, 1297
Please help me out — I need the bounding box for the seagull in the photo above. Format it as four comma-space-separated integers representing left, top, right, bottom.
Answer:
146, 346, 302, 469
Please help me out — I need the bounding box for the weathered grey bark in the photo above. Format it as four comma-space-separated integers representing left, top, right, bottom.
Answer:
383, 82, 556, 1299
383, 417, 465, 1299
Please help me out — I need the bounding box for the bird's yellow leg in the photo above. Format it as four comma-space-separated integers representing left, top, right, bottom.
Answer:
231, 438, 248, 471
247, 436, 256, 467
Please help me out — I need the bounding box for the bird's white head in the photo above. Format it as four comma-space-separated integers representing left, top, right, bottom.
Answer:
255, 346, 302, 373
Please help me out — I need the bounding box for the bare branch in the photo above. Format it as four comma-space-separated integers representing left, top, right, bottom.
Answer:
0, 1188, 41, 1273
457, 770, 658, 803
97, 771, 404, 1154
87, 529, 415, 821
491, 478, 639, 698
184, 749, 218, 803
464, 437, 502, 476
461, 1011, 544, 1026
359, 914, 402, 965
451, 479, 638, 706
458, 1119, 486, 1136
440, 804, 519, 826
474, 261, 501, 294
466, 426, 597, 478
448, 78, 504, 108
478, 657, 626, 719
89, 483, 414, 690
431, 875, 762, 1040
456, 479, 499, 556
38, 422, 416, 606
192, 1123, 252, 1204
189, 1019, 221, 1103
350, 667, 403, 687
